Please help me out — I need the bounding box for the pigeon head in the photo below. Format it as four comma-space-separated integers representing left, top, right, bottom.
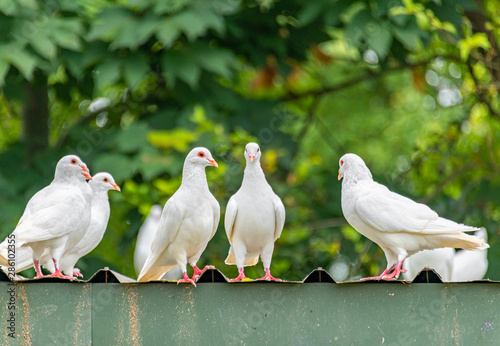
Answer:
185, 147, 218, 168
338, 153, 373, 182
149, 204, 163, 222
89, 172, 120, 192
244, 142, 261, 164
56, 155, 92, 181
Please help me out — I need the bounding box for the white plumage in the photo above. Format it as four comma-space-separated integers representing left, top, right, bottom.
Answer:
0, 155, 93, 279
224, 143, 285, 281
402, 248, 455, 281
402, 228, 488, 282
451, 228, 489, 281
137, 147, 220, 285
338, 153, 488, 280
133, 205, 182, 281
44, 172, 120, 277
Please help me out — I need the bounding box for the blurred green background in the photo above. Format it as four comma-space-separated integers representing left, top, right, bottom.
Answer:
0, 0, 499, 281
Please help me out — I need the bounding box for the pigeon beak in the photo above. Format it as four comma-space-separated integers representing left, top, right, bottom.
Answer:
248, 154, 255, 162
208, 158, 218, 167
80, 165, 92, 180
338, 170, 342, 180
111, 183, 121, 192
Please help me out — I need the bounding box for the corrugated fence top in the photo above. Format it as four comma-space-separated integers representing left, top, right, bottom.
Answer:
4, 267, 499, 284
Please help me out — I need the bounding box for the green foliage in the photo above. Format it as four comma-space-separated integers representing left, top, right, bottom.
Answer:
1, 0, 500, 282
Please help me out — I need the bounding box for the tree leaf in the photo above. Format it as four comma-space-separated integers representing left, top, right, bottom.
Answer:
161, 51, 200, 88
194, 6, 225, 34
366, 22, 392, 60
392, 24, 421, 51
156, 20, 180, 48
121, 52, 149, 90
171, 7, 224, 41
391, 14, 410, 27
29, 31, 57, 60
113, 122, 149, 153
323, 1, 350, 27
110, 16, 160, 50
344, 9, 372, 46
92, 153, 136, 182
0, 59, 10, 85
137, 147, 176, 181
1, 46, 38, 80
87, 8, 133, 42
49, 18, 84, 51
192, 43, 236, 78
0, 0, 17, 16
459, 32, 490, 61
147, 128, 196, 151
297, 1, 329, 27
94, 58, 121, 90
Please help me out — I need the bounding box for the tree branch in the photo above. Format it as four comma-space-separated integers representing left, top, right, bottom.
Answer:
281, 58, 444, 102
22, 70, 49, 160
418, 164, 472, 205
295, 96, 321, 149
55, 106, 110, 149
466, 60, 500, 119
283, 72, 373, 101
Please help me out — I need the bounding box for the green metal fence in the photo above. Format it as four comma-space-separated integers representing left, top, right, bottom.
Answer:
1, 268, 498, 345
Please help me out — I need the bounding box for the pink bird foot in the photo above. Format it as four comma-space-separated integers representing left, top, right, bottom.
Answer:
177, 272, 197, 287
360, 265, 395, 281
230, 267, 247, 282
381, 260, 406, 280
45, 259, 76, 280
73, 269, 84, 278
361, 261, 406, 280
256, 268, 282, 282
46, 269, 76, 280
192, 265, 215, 279
34, 260, 44, 279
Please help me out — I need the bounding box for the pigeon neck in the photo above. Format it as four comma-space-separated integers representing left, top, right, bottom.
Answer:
53, 170, 88, 186
243, 162, 265, 182
54, 169, 80, 183
181, 164, 209, 188
91, 192, 110, 215
344, 167, 373, 186
92, 190, 109, 203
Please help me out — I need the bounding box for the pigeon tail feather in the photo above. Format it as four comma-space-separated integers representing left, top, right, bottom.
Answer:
224, 246, 259, 266
0, 241, 8, 266
138, 264, 177, 282
424, 217, 480, 233
12, 249, 34, 273
440, 232, 489, 251
0, 254, 7, 267
0, 243, 34, 272
224, 253, 236, 265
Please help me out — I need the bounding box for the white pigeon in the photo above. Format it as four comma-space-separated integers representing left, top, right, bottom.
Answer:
224, 142, 285, 281
402, 247, 455, 281
43, 172, 120, 278
138, 147, 220, 285
338, 153, 489, 280
133, 205, 182, 281
451, 228, 489, 281
0, 155, 93, 279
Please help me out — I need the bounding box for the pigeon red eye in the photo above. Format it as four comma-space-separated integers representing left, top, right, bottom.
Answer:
257, 148, 260, 152
198, 152, 205, 158
103, 178, 109, 182
71, 159, 77, 165
340, 160, 344, 166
